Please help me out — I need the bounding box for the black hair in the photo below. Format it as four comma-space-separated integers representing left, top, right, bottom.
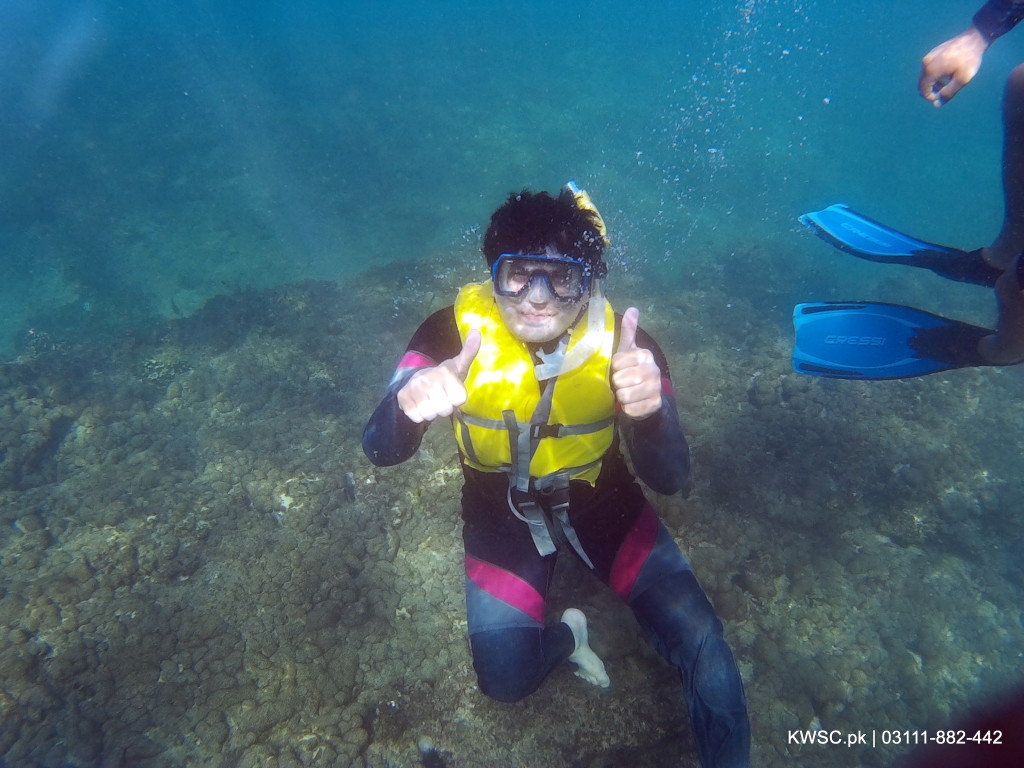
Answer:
481, 188, 606, 268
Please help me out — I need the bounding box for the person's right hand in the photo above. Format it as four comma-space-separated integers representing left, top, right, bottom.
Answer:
919, 26, 990, 106
397, 330, 481, 423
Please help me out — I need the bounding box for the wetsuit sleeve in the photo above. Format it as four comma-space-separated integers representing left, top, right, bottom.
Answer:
615, 321, 691, 496
973, 0, 1024, 42
362, 307, 461, 467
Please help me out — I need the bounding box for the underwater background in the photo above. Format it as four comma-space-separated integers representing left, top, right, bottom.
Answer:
1, 1, 1022, 766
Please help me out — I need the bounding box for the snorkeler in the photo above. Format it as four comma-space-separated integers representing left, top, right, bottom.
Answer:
363, 184, 750, 768
792, 1, 1024, 379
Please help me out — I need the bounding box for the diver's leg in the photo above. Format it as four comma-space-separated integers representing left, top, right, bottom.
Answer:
464, 543, 579, 702
985, 63, 1024, 269
464, 528, 578, 701
979, 261, 1024, 364
462, 476, 579, 702
601, 504, 750, 768
975, 65, 1024, 364
469, 623, 576, 702
630, 571, 750, 768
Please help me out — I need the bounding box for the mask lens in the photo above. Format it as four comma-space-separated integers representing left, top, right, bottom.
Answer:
493, 255, 586, 301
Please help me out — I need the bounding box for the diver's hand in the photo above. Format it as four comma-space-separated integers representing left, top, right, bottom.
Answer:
397, 330, 481, 423
612, 307, 662, 419
919, 26, 989, 106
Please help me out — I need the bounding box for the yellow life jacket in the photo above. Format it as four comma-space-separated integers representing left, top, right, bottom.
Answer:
452, 280, 616, 487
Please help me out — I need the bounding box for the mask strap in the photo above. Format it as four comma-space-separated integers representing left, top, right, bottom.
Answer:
534, 277, 606, 381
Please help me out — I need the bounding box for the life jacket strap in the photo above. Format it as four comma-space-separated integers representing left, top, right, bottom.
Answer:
508, 472, 595, 569
508, 489, 557, 558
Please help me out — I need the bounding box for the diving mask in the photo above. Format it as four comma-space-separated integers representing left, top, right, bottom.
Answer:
491, 253, 596, 303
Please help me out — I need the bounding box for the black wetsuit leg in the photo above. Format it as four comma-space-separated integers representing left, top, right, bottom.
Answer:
629, 571, 751, 768
571, 459, 751, 768
461, 470, 575, 703
469, 624, 575, 703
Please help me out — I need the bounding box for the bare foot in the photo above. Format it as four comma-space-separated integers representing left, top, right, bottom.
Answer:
561, 608, 610, 688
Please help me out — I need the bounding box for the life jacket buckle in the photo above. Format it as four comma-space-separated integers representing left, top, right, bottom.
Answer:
536, 480, 570, 517
509, 489, 557, 557
508, 475, 593, 569
529, 422, 563, 441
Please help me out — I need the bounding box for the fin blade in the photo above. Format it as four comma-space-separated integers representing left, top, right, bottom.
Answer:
800, 204, 963, 262
792, 301, 968, 380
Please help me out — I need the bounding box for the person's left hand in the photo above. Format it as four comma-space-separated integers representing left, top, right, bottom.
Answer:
918, 26, 989, 106
611, 307, 662, 419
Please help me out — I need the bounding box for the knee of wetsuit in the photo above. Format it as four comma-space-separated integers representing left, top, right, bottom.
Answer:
469, 629, 540, 703
476, 675, 531, 703
631, 572, 751, 766
474, 670, 533, 703
650, 579, 745, 713
631, 570, 725, 658
693, 632, 748, 713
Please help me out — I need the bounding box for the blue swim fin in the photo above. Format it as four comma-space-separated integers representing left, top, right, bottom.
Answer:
792, 301, 992, 379
799, 204, 1001, 287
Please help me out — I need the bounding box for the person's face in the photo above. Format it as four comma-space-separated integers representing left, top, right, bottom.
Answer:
493, 250, 586, 344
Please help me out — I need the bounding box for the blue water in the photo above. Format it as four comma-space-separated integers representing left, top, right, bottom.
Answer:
3, 0, 1019, 352
2, 2, 1024, 766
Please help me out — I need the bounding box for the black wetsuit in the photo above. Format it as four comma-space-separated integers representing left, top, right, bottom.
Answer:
973, 0, 1024, 42
363, 304, 751, 768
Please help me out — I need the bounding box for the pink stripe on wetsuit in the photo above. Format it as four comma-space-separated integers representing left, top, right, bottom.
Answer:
397, 350, 436, 370
465, 554, 545, 624
386, 351, 437, 389
608, 503, 660, 600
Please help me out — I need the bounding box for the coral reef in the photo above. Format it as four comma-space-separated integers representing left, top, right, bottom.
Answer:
1, 265, 1021, 767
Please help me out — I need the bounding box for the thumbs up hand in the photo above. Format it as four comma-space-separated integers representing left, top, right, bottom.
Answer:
397, 330, 481, 423
611, 308, 662, 419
